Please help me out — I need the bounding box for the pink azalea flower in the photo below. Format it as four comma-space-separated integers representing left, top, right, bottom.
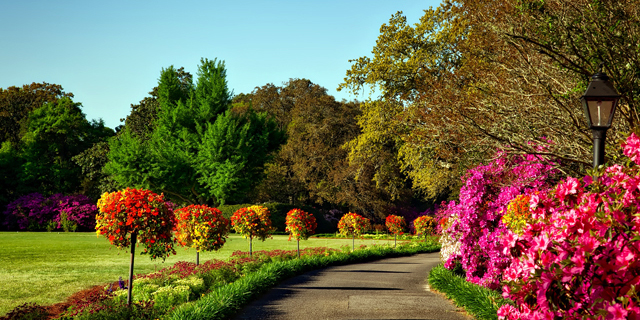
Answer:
606, 303, 628, 320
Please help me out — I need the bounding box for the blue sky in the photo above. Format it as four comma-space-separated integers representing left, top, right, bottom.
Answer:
1, 0, 441, 129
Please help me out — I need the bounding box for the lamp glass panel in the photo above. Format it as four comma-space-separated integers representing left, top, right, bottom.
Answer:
587, 99, 614, 127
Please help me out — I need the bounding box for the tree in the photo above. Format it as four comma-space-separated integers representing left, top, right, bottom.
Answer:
105, 58, 283, 206
174, 204, 230, 265
230, 205, 275, 256
385, 214, 406, 247
96, 188, 176, 305
285, 208, 317, 257
337, 212, 371, 251
197, 109, 284, 204
119, 67, 193, 140
247, 79, 409, 219
340, 0, 640, 188
18, 97, 114, 196
0, 82, 73, 146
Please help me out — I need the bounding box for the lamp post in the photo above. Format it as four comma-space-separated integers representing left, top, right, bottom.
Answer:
580, 68, 621, 168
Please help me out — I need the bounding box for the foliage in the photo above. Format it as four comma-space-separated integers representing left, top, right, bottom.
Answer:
174, 205, 230, 252
197, 109, 284, 205
0, 82, 74, 146
339, 0, 640, 201
230, 206, 275, 242
2, 193, 97, 231
96, 188, 176, 260
248, 79, 369, 211
16, 98, 114, 197
412, 215, 435, 236
284, 208, 317, 241
384, 214, 405, 235
428, 264, 512, 320
337, 212, 371, 238
106, 59, 284, 206
498, 133, 640, 318
439, 144, 559, 289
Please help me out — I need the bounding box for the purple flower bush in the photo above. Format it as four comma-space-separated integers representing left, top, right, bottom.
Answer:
3, 193, 97, 231
439, 143, 559, 289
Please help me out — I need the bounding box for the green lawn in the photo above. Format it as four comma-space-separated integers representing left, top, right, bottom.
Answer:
0, 232, 394, 316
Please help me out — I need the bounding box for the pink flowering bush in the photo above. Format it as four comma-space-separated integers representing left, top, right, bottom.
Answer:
498, 133, 640, 319
439, 144, 559, 289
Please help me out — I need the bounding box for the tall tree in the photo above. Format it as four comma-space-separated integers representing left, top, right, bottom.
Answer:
105, 58, 283, 206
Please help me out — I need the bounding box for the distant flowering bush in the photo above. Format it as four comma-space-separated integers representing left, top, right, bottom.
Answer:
413, 215, 435, 237
285, 208, 317, 241
174, 205, 230, 253
96, 188, 176, 260
497, 133, 640, 319
337, 212, 370, 238
385, 215, 406, 235
3, 193, 97, 231
439, 143, 559, 289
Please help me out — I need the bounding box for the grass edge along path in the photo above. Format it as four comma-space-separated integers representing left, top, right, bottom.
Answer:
167, 242, 440, 320
428, 264, 514, 320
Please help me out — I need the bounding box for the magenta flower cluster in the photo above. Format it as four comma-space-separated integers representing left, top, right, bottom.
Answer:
3, 193, 98, 231
439, 145, 559, 289
497, 133, 640, 318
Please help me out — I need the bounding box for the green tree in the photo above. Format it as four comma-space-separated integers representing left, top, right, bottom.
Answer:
0, 82, 74, 146
197, 109, 284, 205
19, 97, 114, 196
106, 58, 284, 206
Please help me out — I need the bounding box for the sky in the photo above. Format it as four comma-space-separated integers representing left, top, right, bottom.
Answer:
1, 0, 441, 130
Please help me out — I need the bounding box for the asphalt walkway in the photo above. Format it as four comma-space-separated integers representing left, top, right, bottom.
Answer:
233, 252, 471, 320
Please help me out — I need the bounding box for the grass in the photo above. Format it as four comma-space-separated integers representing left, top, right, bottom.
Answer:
0, 231, 396, 316
428, 264, 513, 320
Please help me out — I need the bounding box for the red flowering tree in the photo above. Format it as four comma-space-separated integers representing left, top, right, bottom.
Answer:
96, 188, 176, 305
285, 208, 317, 257
413, 215, 436, 240
230, 205, 275, 256
174, 204, 230, 265
385, 214, 406, 247
338, 212, 371, 251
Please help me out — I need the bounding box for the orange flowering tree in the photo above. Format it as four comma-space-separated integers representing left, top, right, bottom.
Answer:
230, 205, 275, 256
385, 214, 406, 247
174, 204, 230, 265
338, 212, 371, 251
413, 215, 436, 240
285, 208, 317, 257
95, 188, 176, 305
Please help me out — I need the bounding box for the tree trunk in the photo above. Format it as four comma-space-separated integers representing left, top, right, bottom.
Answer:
127, 232, 137, 306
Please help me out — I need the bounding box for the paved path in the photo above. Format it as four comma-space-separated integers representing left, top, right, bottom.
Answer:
233, 252, 471, 320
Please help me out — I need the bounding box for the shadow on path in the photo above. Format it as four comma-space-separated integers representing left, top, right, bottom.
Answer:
233, 252, 472, 320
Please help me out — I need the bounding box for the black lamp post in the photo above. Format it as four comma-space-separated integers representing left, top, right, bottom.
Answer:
580, 68, 621, 168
